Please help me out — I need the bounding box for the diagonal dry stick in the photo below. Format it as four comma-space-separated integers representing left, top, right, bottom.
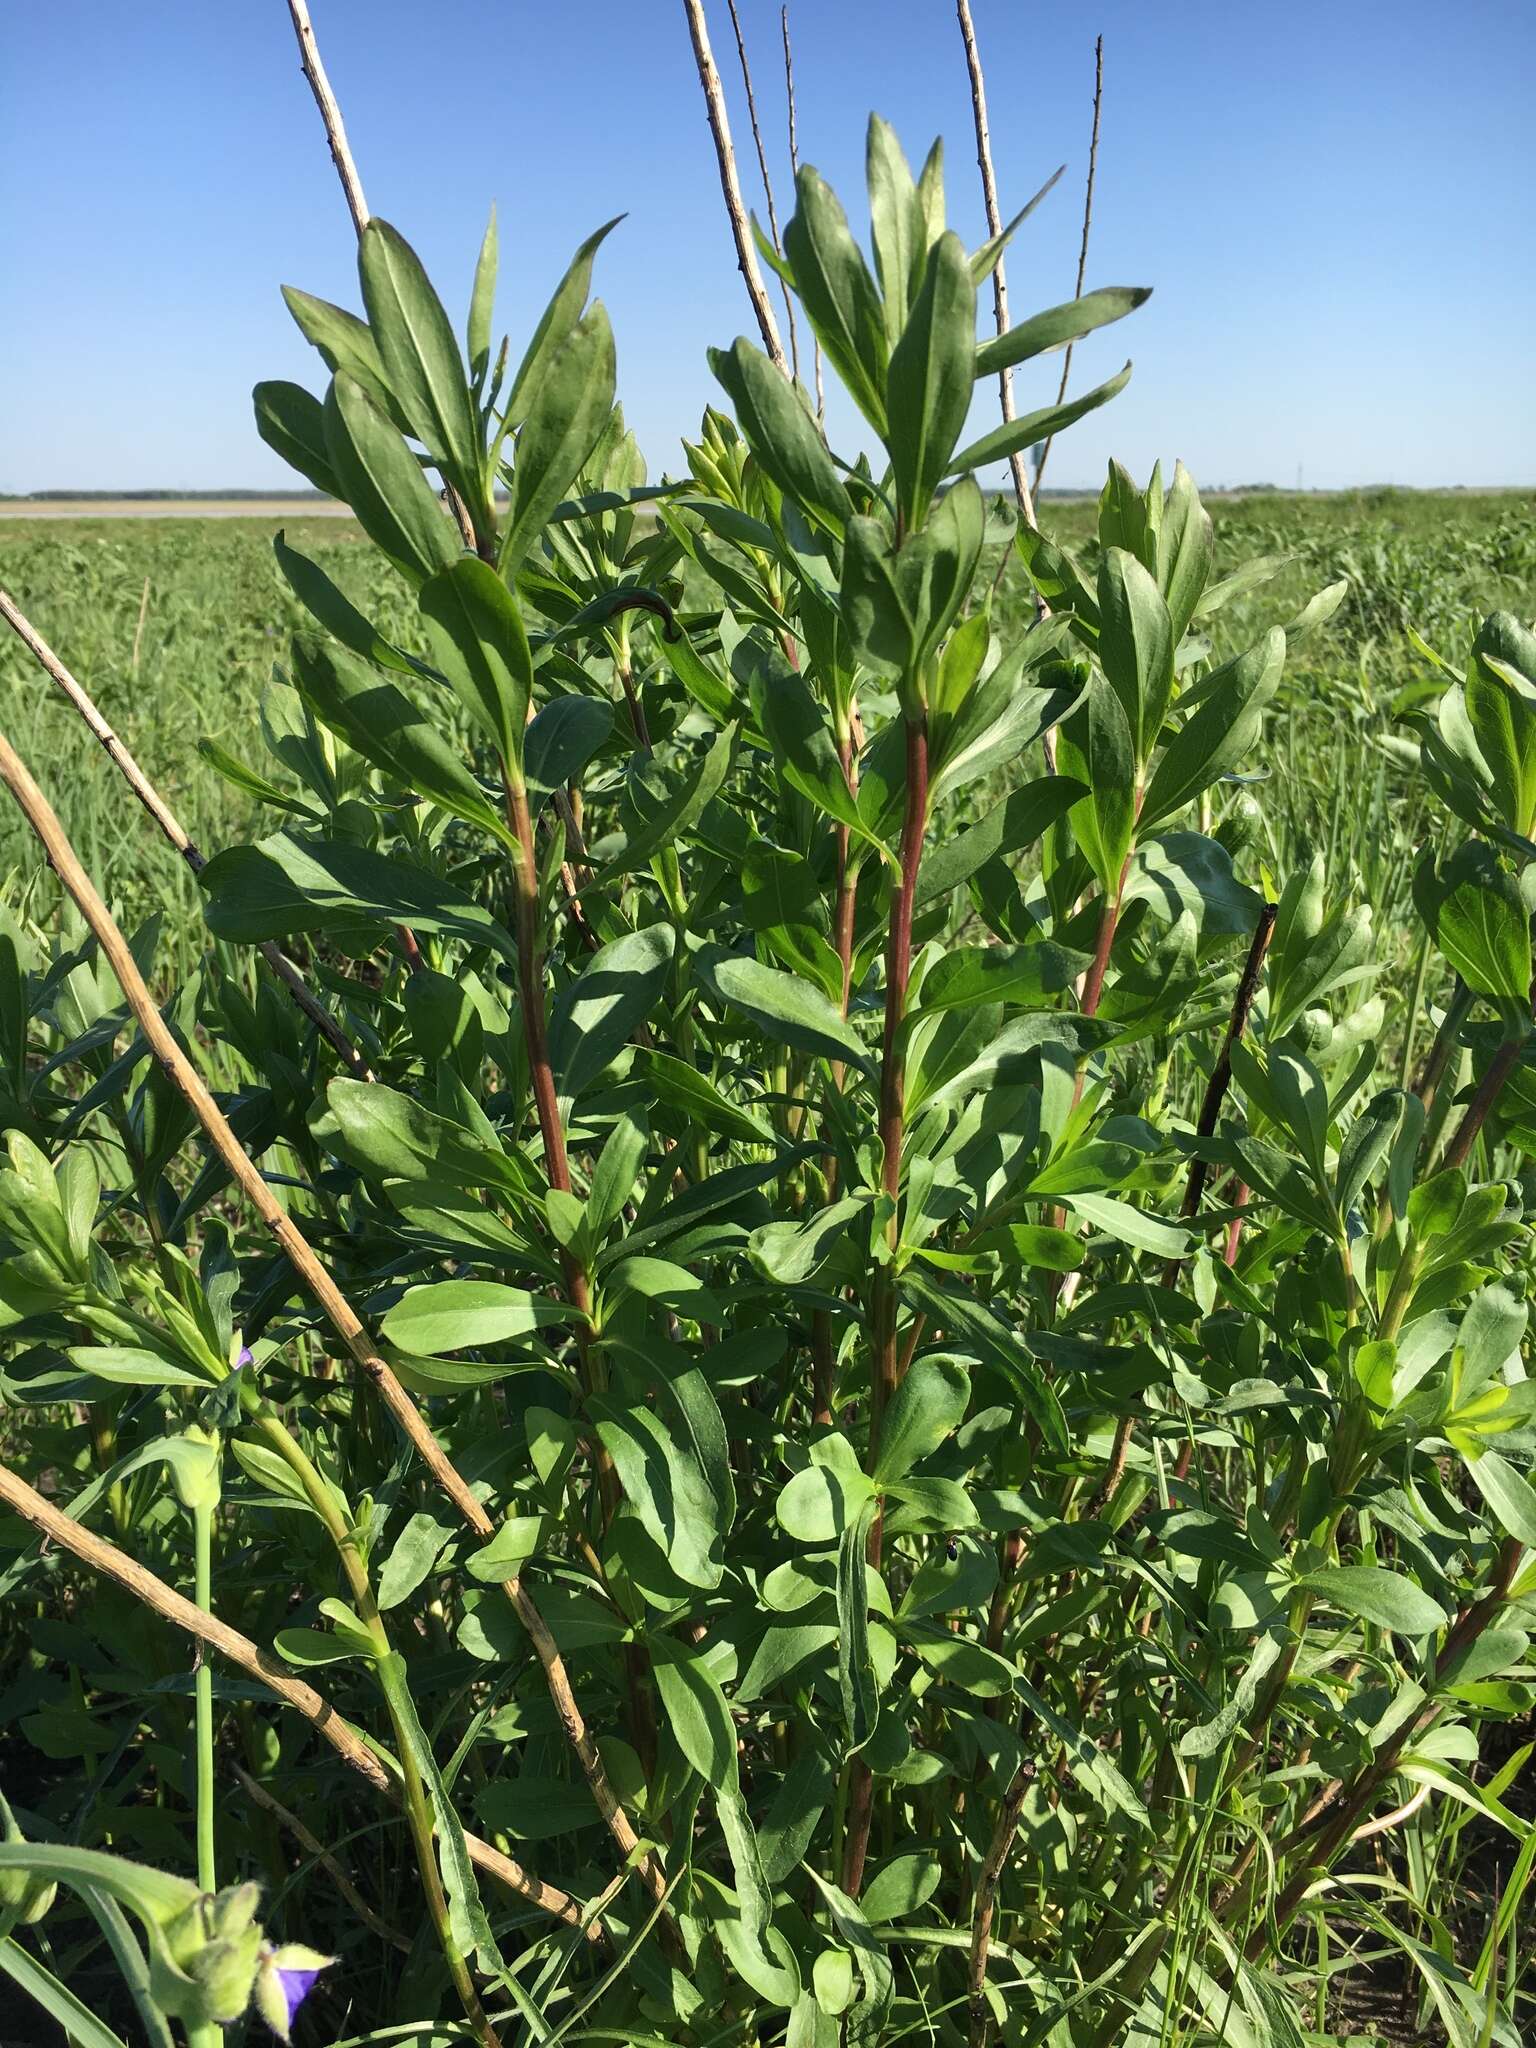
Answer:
955, 0, 1039, 530
0, 719, 667, 1906
682, 0, 789, 373
0, 588, 374, 1082
779, 5, 823, 418
284, 0, 369, 237
1033, 35, 1104, 498
0, 1455, 589, 1931
725, 0, 800, 382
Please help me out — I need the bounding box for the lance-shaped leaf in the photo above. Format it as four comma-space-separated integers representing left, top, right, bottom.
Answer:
275, 533, 419, 675
550, 922, 675, 1111
323, 372, 459, 586
975, 284, 1150, 376
947, 359, 1131, 475
1098, 546, 1175, 763
381, 1281, 578, 1357
199, 833, 517, 967
467, 203, 498, 388
282, 286, 399, 420
885, 230, 975, 530
1466, 1449, 1536, 1546
696, 947, 874, 1074
841, 478, 984, 688
838, 1497, 879, 1751
742, 646, 878, 848
783, 164, 889, 433
591, 1395, 722, 1588
499, 302, 615, 576
419, 556, 533, 773
708, 338, 852, 536
1157, 460, 1214, 643
253, 382, 340, 499
359, 220, 483, 512
914, 776, 1087, 906
1140, 627, 1285, 828
651, 1640, 773, 1937
503, 216, 622, 430
524, 695, 613, 799
866, 114, 926, 344
289, 638, 509, 842
1056, 673, 1137, 896
597, 723, 739, 882
1298, 1565, 1449, 1637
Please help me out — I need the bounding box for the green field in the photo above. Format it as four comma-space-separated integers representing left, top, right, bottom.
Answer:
3, 489, 1532, 994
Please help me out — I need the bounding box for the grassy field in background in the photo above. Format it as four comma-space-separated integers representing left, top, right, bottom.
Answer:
1, 490, 1532, 998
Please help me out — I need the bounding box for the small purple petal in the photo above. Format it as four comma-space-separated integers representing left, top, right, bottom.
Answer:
277, 1966, 322, 2028
235, 1347, 254, 1371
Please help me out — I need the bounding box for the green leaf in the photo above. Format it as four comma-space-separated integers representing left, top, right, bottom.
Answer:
550, 923, 675, 1110
1016, 1675, 1151, 1826
1061, 1192, 1189, 1260
750, 1196, 866, 1284
860, 1852, 942, 1924
524, 694, 613, 799
1428, 843, 1532, 1000
708, 339, 852, 536
837, 1498, 878, 1750
697, 947, 873, 1074
65, 1346, 208, 1388
380, 1281, 576, 1357
946, 359, 1131, 475
467, 203, 498, 386
592, 1396, 722, 1588
324, 371, 459, 586
915, 939, 1088, 1014
841, 479, 984, 687
274, 532, 417, 674
499, 302, 615, 575
327, 1078, 522, 1194
598, 723, 739, 882
866, 115, 925, 344
419, 556, 534, 772
253, 381, 341, 499
587, 1107, 650, 1238
651, 1639, 772, 1934
0, 1936, 128, 2048
1097, 546, 1175, 763
503, 216, 622, 430
1140, 628, 1285, 828
974, 285, 1150, 376
359, 219, 483, 512
783, 165, 889, 433
1466, 1450, 1536, 1546
874, 1357, 969, 1485
744, 651, 872, 845
199, 833, 517, 966
282, 285, 396, 416
914, 776, 1087, 907
376, 1651, 502, 1974
1057, 672, 1137, 896
886, 231, 975, 529
638, 1047, 776, 1146
1157, 461, 1214, 643
289, 638, 508, 840
1299, 1565, 1449, 1636
377, 1510, 455, 1609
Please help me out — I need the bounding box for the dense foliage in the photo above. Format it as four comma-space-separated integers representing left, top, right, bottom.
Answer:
2, 117, 1534, 2048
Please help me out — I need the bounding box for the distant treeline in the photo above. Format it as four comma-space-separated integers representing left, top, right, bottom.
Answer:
0, 489, 334, 502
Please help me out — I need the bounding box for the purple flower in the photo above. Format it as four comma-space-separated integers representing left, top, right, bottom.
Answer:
254, 1943, 333, 2042
234, 1346, 254, 1371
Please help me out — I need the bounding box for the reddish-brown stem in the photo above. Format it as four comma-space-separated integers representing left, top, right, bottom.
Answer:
813, 727, 861, 1424
1078, 868, 1124, 1021
843, 717, 927, 1896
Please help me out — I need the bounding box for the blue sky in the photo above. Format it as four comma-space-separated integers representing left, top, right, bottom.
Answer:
3, 0, 1533, 494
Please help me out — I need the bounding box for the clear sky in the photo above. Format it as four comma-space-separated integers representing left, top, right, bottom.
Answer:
3, 0, 1533, 495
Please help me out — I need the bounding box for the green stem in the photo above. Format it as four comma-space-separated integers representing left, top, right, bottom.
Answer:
192, 1502, 216, 1896
242, 1399, 502, 2048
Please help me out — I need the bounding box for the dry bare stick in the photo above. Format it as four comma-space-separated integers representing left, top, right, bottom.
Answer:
955, 0, 1038, 530
283, 0, 369, 238
780, 7, 823, 419
1032, 36, 1104, 498
683, 0, 788, 372
230, 1763, 414, 1952
0, 1455, 587, 1931
0, 586, 374, 1083
725, 0, 801, 383
0, 722, 667, 1909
